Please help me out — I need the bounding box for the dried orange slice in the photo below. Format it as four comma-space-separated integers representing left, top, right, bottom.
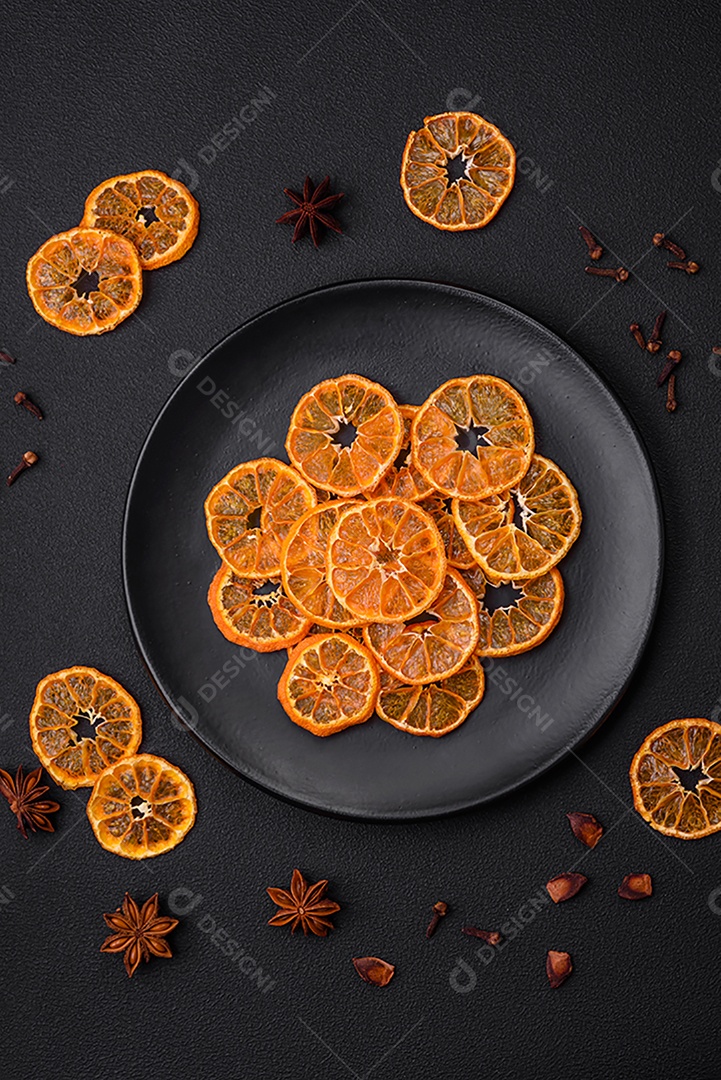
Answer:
453, 455, 581, 581
369, 406, 433, 501
326, 498, 446, 623
363, 568, 479, 685
376, 656, 484, 737
400, 112, 515, 231
420, 495, 476, 568
87, 753, 197, 859
29, 667, 142, 789
26, 228, 142, 335
281, 502, 365, 628
207, 565, 311, 652
286, 624, 363, 658
412, 376, 534, 500
286, 374, 404, 496
630, 719, 721, 840
278, 633, 379, 736
461, 566, 564, 657
205, 458, 316, 578
81, 169, 199, 269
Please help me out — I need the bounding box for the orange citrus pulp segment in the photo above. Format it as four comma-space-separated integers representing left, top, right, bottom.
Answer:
460, 565, 564, 656
326, 497, 447, 623
207, 565, 311, 652
205, 458, 316, 578
630, 719, 721, 839
286, 374, 404, 496
278, 633, 379, 736
400, 111, 515, 231
376, 656, 484, 736
420, 494, 476, 568
363, 568, 479, 685
412, 375, 534, 500
368, 405, 433, 501
452, 454, 581, 581
29, 667, 142, 789
26, 228, 142, 335
86, 753, 197, 858
81, 169, 199, 269
280, 502, 366, 628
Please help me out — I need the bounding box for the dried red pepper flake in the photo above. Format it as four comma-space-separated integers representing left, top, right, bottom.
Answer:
566, 811, 603, 849
546, 949, 573, 988
546, 872, 588, 903
618, 873, 652, 900
352, 956, 395, 987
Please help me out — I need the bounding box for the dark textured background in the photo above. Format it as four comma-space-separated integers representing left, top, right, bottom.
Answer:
2, 2, 721, 1078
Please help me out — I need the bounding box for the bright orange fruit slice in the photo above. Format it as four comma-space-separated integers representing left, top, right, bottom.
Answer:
207, 565, 311, 652
205, 458, 316, 578
26, 227, 142, 335
412, 376, 534, 500
369, 406, 433, 501
81, 169, 199, 269
400, 112, 515, 231
461, 566, 564, 656
281, 502, 365, 628
286, 374, 404, 496
87, 753, 197, 859
453, 455, 581, 581
326, 498, 446, 623
278, 633, 379, 736
629, 719, 721, 839
29, 667, 142, 789
363, 568, 479, 684
420, 495, 476, 568
376, 656, 484, 736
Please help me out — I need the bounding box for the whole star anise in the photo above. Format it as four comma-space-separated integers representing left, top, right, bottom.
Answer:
0, 765, 59, 838
267, 868, 340, 936
276, 176, 344, 248
101, 893, 179, 978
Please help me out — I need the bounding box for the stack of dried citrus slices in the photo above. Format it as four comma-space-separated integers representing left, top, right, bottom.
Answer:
204, 373, 582, 738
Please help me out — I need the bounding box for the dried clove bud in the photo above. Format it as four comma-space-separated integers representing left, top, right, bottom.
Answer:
629, 323, 647, 350
352, 956, 395, 986
618, 873, 652, 900
426, 900, 449, 938
566, 812, 603, 849
667, 260, 699, 274
546, 872, 588, 903
461, 927, 502, 945
546, 950, 573, 988
653, 232, 686, 260
646, 310, 666, 354
657, 349, 682, 387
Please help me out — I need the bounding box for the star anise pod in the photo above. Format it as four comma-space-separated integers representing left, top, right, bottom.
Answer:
101, 893, 179, 978
276, 175, 344, 248
267, 868, 340, 936
0, 765, 59, 838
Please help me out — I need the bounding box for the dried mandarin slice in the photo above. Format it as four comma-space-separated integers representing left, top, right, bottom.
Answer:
87, 754, 196, 859
280, 502, 365, 628
412, 375, 534, 500
26, 228, 142, 335
326, 498, 446, 623
420, 494, 476, 568
460, 566, 564, 657
400, 112, 515, 231
205, 458, 316, 578
375, 656, 484, 736
286, 374, 403, 496
369, 406, 433, 501
277, 633, 379, 736
363, 568, 479, 685
207, 565, 311, 652
630, 718, 721, 839
81, 169, 199, 269
453, 455, 581, 581
29, 667, 142, 789
286, 625, 364, 659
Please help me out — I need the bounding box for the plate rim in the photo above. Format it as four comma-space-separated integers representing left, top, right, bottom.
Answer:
122, 277, 665, 820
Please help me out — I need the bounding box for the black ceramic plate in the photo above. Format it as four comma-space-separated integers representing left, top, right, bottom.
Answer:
123, 280, 662, 820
